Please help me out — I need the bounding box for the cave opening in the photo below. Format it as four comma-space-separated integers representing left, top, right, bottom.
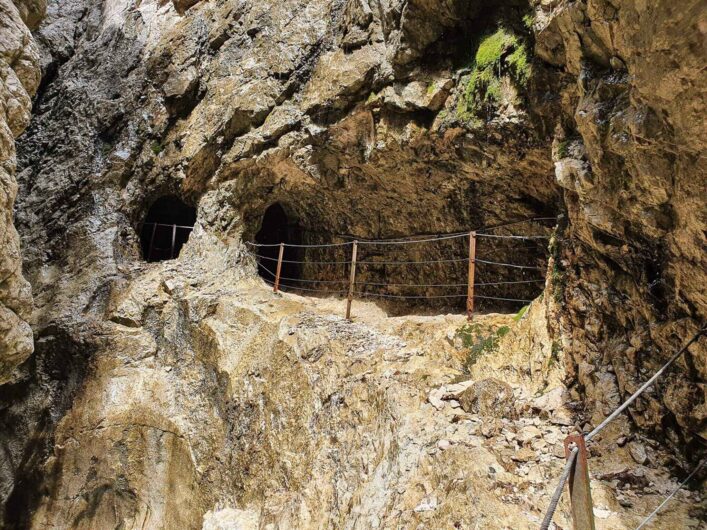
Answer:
139, 195, 196, 262
255, 203, 304, 284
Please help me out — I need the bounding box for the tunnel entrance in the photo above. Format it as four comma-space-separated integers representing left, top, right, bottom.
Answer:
255, 203, 304, 283
139, 196, 196, 262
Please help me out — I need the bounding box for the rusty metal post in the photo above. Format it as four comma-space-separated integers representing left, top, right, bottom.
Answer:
273, 243, 284, 293
564, 435, 596, 530
147, 222, 158, 261
346, 240, 358, 320
170, 224, 177, 259
466, 231, 476, 320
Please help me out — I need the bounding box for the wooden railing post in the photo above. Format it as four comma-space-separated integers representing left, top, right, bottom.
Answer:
273, 243, 284, 293
346, 240, 358, 320
467, 231, 476, 320
564, 435, 596, 530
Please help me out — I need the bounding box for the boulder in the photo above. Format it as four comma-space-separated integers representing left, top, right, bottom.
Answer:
458, 378, 516, 419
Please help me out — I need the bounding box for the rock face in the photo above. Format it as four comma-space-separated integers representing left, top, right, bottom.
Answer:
0, 0, 705, 527
533, 0, 707, 451
0, 0, 44, 383
4, 269, 703, 529
458, 378, 516, 418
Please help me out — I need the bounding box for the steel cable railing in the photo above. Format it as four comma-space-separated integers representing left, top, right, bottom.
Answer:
633, 459, 705, 530
249, 224, 705, 528
247, 227, 550, 310
539, 326, 706, 529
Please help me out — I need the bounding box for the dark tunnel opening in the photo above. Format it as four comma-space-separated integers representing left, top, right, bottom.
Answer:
139, 196, 196, 262
255, 203, 304, 284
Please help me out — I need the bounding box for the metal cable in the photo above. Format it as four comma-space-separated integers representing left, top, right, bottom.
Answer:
477, 279, 545, 286
475, 258, 544, 270
585, 325, 705, 442
476, 234, 550, 240
254, 254, 351, 265
358, 257, 470, 265
360, 281, 468, 287
540, 445, 579, 530
338, 216, 558, 242
355, 292, 468, 300
245, 219, 556, 248
356, 233, 469, 245
263, 279, 348, 295
634, 459, 705, 530
246, 240, 353, 248
358, 279, 544, 287
258, 264, 346, 285
474, 295, 534, 303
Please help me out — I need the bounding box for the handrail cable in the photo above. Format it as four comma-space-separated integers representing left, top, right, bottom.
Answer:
252, 252, 545, 271
338, 216, 558, 242
246, 240, 353, 248
254, 254, 544, 297
474, 258, 544, 270
355, 292, 468, 300
359, 278, 545, 288
539, 445, 579, 530
263, 279, 348, 295
254, 253, 351, 265
474, 295, 535, 302
357, 232, 469, 245
540, 326, 706, 529
476, 233, 550, 240
585, 325, 705, 442
357, 257, 470, 265
634, 459, 705, 530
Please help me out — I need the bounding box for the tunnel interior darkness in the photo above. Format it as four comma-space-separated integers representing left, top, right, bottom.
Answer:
139, 195, 197, 262
255, 203, 304, 283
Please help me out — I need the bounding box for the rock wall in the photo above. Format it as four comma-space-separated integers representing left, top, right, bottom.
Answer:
15, 0, 560, 323
0, 0, 705, 527
533, 0, 706, 452
0, 0, 44, 383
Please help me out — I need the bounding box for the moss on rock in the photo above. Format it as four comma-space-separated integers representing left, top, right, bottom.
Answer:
457, 27, 531, 121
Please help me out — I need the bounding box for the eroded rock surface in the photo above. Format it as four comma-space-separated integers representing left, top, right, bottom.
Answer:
0, 0, 44, 382
534, 0, 707, 452
7, 254, 705, 528
0, 0, 705, 527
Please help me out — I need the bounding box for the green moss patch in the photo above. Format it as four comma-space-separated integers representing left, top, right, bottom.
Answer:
456, 323, 511, 372
457, 27, 532, 121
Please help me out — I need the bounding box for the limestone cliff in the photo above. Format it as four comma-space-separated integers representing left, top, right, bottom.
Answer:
0, 0, 44, 383
0, 0, 705, 528
534, 0, 706, 451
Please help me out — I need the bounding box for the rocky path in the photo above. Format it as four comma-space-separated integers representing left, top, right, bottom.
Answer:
3, 251, 702, 528
22, 251, 701, 528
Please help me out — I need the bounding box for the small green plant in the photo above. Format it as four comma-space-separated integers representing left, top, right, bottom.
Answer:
151, 141, 165, 155
456, 323, 511, 372
522, 13, 535, 29
551, 262, 565, 303
548, 340, 561, 369
426, 81, 437, 95
513, 304, 530, 322
557, 140, 570, 159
